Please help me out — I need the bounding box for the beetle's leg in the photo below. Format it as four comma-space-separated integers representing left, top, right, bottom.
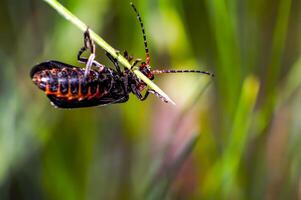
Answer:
77, 29, 105, 75
140, 89, 168, 103
106, 50, 140, 71
106, 52, 122, 74
84, 28, 96, 54
78, 48, 105, 75
77, 28, 95, 62
107, 70, 116, 92
84, 29, 96, 78
124, 50, 128, 60
131, 84, 143, 100
78, 48, 104, 71
123, 50, 134, 62
117, 50, 140, 69
84, 53, 95, 77
77, 46, 88, 63
131, 59, 142, 69
77, 28, 97, 78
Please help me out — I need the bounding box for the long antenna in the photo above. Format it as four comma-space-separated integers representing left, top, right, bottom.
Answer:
152, 69, 214, 77
130, 2, 151, 65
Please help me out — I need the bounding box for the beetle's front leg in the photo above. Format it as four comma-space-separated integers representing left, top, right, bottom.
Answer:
140, 89, 168, 103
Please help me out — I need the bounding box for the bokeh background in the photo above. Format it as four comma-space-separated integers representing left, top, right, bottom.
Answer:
0, 0, 301, 199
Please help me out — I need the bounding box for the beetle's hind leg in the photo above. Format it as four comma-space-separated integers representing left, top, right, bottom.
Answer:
83, 29, 95, 77
77, 28, 104, 77
77, 29, 95, 62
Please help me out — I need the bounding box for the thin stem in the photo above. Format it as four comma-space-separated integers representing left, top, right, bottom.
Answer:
42, 0, 175, 105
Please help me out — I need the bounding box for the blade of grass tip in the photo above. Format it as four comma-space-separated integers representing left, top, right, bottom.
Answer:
145, 133, 200, 199
221, 76, 259, 195
42, 0, 175, 105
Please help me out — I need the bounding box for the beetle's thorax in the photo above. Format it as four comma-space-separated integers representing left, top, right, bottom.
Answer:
123, 69, 145, 94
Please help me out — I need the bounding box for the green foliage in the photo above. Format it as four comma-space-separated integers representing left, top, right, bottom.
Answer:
0, 0, 300, 199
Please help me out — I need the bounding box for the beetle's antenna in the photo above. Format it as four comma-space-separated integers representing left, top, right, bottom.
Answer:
152, 69, 214, 77
130, 2, 150, 65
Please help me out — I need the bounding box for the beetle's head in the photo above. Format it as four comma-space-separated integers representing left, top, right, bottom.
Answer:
138, 63, 154, 80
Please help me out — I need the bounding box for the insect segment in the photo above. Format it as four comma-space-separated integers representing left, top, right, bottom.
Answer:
30, 3, 213, 109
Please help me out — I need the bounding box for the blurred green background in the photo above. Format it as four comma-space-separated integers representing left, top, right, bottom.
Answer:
0, 0, 301, 199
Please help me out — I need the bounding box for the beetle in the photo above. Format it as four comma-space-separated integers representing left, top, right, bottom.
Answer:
30, 3, 213, 109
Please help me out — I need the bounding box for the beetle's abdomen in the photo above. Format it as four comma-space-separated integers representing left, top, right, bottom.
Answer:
32, 67, 106, 101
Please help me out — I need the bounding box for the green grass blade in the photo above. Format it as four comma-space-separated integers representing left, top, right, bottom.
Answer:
221, 76, 260, 196
203, 76, 260, 198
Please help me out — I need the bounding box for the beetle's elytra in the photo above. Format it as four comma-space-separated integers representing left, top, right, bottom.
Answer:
31, 3, 213, 109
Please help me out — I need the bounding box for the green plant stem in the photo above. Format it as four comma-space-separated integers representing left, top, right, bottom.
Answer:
43, 0, 175, 105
